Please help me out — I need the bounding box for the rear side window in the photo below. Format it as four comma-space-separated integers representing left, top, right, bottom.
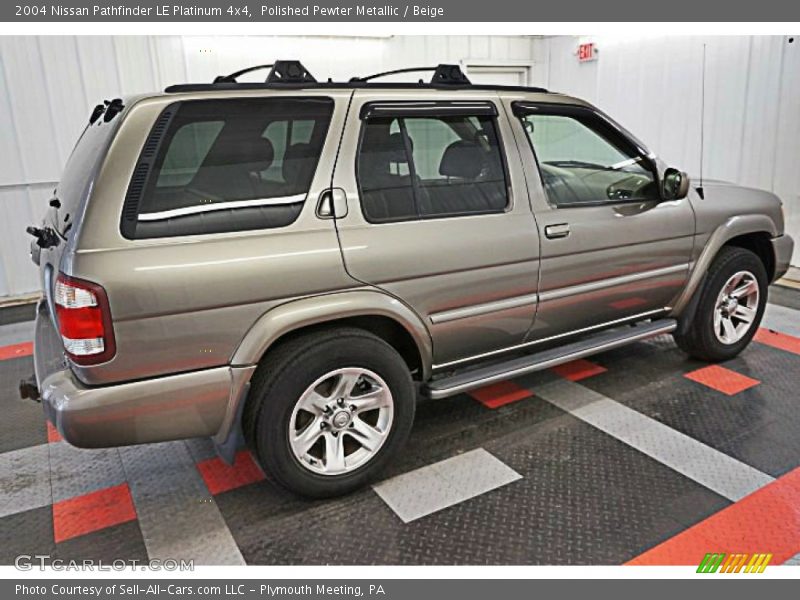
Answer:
357, 112, 509, 223
122, 97, 334, 239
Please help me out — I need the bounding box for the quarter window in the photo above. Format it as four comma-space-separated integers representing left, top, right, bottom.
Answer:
126, 97, 333, 238
519, 109, 659, 207
357, 113, 509, 223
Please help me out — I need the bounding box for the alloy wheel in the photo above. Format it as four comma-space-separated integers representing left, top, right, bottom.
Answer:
288, 367, 394, 476
713, 270, 760, 345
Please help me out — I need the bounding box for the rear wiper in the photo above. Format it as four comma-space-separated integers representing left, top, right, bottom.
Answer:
26, 225, 60, 249
89, 98, 124, 124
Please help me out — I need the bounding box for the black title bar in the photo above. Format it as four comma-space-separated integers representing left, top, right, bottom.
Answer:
4, 0, 800, 21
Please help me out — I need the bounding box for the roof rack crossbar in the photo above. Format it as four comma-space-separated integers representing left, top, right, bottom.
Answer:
351, 64, 471, 85
350, 66, 436, 83
213, 60, 317, 85
214, 64, 274, 84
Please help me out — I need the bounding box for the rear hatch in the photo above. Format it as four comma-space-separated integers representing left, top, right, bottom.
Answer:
31, 101, 126, 383
32, 101, 125, 320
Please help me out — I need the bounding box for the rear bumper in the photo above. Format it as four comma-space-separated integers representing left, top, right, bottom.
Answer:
34, 301, 254, 448
772, 234, 794, 282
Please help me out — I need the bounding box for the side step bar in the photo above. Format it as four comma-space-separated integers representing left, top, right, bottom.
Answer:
423, 318, 677, 400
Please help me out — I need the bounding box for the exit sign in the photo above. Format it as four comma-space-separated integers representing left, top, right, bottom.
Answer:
578, 42, 597, 62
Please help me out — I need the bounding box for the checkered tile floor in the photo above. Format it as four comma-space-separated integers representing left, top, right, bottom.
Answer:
1, 289, 800, 565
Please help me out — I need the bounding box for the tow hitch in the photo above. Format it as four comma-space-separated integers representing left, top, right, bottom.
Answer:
19, 376, 40, 402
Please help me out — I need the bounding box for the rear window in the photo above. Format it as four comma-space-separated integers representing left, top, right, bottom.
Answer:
123, 97, 334, 239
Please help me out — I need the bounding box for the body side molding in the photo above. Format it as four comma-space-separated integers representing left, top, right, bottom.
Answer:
231, 289, 434, 379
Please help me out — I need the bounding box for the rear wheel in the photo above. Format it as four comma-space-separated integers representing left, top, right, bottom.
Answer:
674, 246, 767, 361
244, 328, 415, 498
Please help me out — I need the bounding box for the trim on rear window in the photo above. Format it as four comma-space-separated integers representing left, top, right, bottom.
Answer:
137, 194, 306, 221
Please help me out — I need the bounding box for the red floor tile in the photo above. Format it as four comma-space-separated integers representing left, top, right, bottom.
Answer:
469, 380, 532, 409
684, 365, 760, 396
47, 422, 63, 443
197, 450, 265, 495
0, 341, 33, 361
53, 483, 137, 543
755, 328, 800, 356
551, 359, 608, 382
627, 467, 800, 566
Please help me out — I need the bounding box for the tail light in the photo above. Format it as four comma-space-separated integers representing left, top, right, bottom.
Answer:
54, 273, 116, 365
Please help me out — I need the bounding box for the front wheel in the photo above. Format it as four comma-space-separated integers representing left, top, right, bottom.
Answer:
244, 328, 415, 498
674, 246, 767, 362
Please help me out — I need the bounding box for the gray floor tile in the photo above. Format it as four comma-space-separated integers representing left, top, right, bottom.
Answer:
183, 437, 217, 463
0, 444, 50, 519
48, 442, 126, 503
119, 441, 245, 565
763, 303, 800, 338
373, 448, 521, 523
0, 321, 34, 346
532, 378, 774, 501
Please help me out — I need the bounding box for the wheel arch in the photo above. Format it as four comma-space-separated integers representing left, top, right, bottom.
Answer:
231, 290, 433, 381
724, 232, 776, 282
671, 214, 779, 316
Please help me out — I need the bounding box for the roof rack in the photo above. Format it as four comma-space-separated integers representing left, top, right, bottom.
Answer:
213, 60, 317, 84
349, 64, 470, 85
164, 59, 549, 94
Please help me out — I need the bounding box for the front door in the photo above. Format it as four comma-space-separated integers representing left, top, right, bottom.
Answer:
332, 91, 541, 368
508, 100, 696, 341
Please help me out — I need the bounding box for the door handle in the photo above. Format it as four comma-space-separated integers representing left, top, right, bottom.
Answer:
545, 223, 570, 239
316, 188, 348, 219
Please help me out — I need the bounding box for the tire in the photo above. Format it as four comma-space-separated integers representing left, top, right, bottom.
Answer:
243, 327, 415, 498
673, 246, 767, 362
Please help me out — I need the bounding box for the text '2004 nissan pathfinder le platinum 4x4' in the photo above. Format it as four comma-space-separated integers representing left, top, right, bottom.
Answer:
26, 61, 794, 497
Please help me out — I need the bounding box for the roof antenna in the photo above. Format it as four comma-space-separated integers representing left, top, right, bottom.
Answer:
697, 43, 706, 199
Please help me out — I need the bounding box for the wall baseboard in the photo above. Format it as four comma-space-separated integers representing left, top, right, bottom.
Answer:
777, 266, 800, 289
0, 292, 41, 309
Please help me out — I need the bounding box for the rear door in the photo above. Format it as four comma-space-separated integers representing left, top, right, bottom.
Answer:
33, 107, 125, 324
508, 100, 696, 341
331, 91, 540, 368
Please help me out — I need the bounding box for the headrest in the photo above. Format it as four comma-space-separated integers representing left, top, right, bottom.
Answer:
439, 140, 484, 179
205, 136, 275, 170
386, 132, 411, 163
282, 143, 315, 183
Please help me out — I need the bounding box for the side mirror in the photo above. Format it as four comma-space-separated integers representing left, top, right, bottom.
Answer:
662, 168, 690, 200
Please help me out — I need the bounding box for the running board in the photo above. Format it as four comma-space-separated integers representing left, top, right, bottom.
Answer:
423, 318, 677, 400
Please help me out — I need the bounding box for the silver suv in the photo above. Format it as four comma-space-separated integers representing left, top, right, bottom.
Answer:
28, 62, 794, 497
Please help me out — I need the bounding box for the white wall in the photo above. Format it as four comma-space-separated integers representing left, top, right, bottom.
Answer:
3, 34, 795, 300
533, 35, 800, 267
0, 34, 534, 299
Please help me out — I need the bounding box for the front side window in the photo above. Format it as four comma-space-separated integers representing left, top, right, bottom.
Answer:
125, 97, 333, 238
357, 112, 509, 223
519, 109, 659, 207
